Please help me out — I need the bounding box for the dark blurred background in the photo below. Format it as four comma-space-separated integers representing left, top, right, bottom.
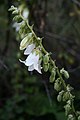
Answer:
0, 0, 80, 120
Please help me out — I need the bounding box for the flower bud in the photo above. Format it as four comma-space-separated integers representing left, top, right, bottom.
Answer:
64, 104, 71, 116
49, 64, 53, 72
57, 90, 65, 102
50, 69, 56, 83
43, 53, 49, 64
67, 100, 71, 105
77, 111, 80, 116
68, 114, 75, 120
13, 15, 22, 23
60, 68, 69, 79
38, 37, 41, 40
43, 63, 49, 72
63, 92, 74, 101
54, 78, 62, 91
78, 116, 80, 120
20, 33, 32, 50
57, 94, 62, 102
63, 92, 70, 101
67, 85, 73, 92
59, 90, 65, 95
8, 6, 17, 11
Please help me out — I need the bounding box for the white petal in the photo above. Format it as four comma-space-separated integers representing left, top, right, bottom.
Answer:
19, 59, 26, 64
34, 61, 42, 74
23, 8, 29, 19
25, 53, 34, 66
37, 64, 42, 74
28, 65, 34, 71
32, 53, 39, 64
25, 52, 39, 66
24, 44, 35, 55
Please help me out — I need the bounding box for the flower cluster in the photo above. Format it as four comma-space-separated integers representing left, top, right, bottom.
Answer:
13, 5, 29, 32
19, 34, 42, 74
19, 43, 42, 74
9, 5, 80, 120
9, 5, 42, 74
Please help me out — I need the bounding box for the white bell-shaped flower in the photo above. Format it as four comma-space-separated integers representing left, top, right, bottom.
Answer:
20, 51, 42, 74
24, 43, 35, 55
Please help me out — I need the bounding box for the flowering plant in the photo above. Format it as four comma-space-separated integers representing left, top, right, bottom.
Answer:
9, 5, 80, 120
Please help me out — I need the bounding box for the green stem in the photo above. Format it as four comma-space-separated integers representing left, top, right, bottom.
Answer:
20, 14, 77, 119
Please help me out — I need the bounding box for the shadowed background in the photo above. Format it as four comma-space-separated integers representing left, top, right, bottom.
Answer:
0, 0, 80, 120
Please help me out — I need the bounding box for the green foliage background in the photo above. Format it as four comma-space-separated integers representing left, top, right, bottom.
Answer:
0, 0, 80, 120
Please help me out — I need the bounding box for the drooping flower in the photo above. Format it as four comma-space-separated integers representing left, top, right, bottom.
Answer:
19, 51, 42, 74
24, 43, 35, 55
